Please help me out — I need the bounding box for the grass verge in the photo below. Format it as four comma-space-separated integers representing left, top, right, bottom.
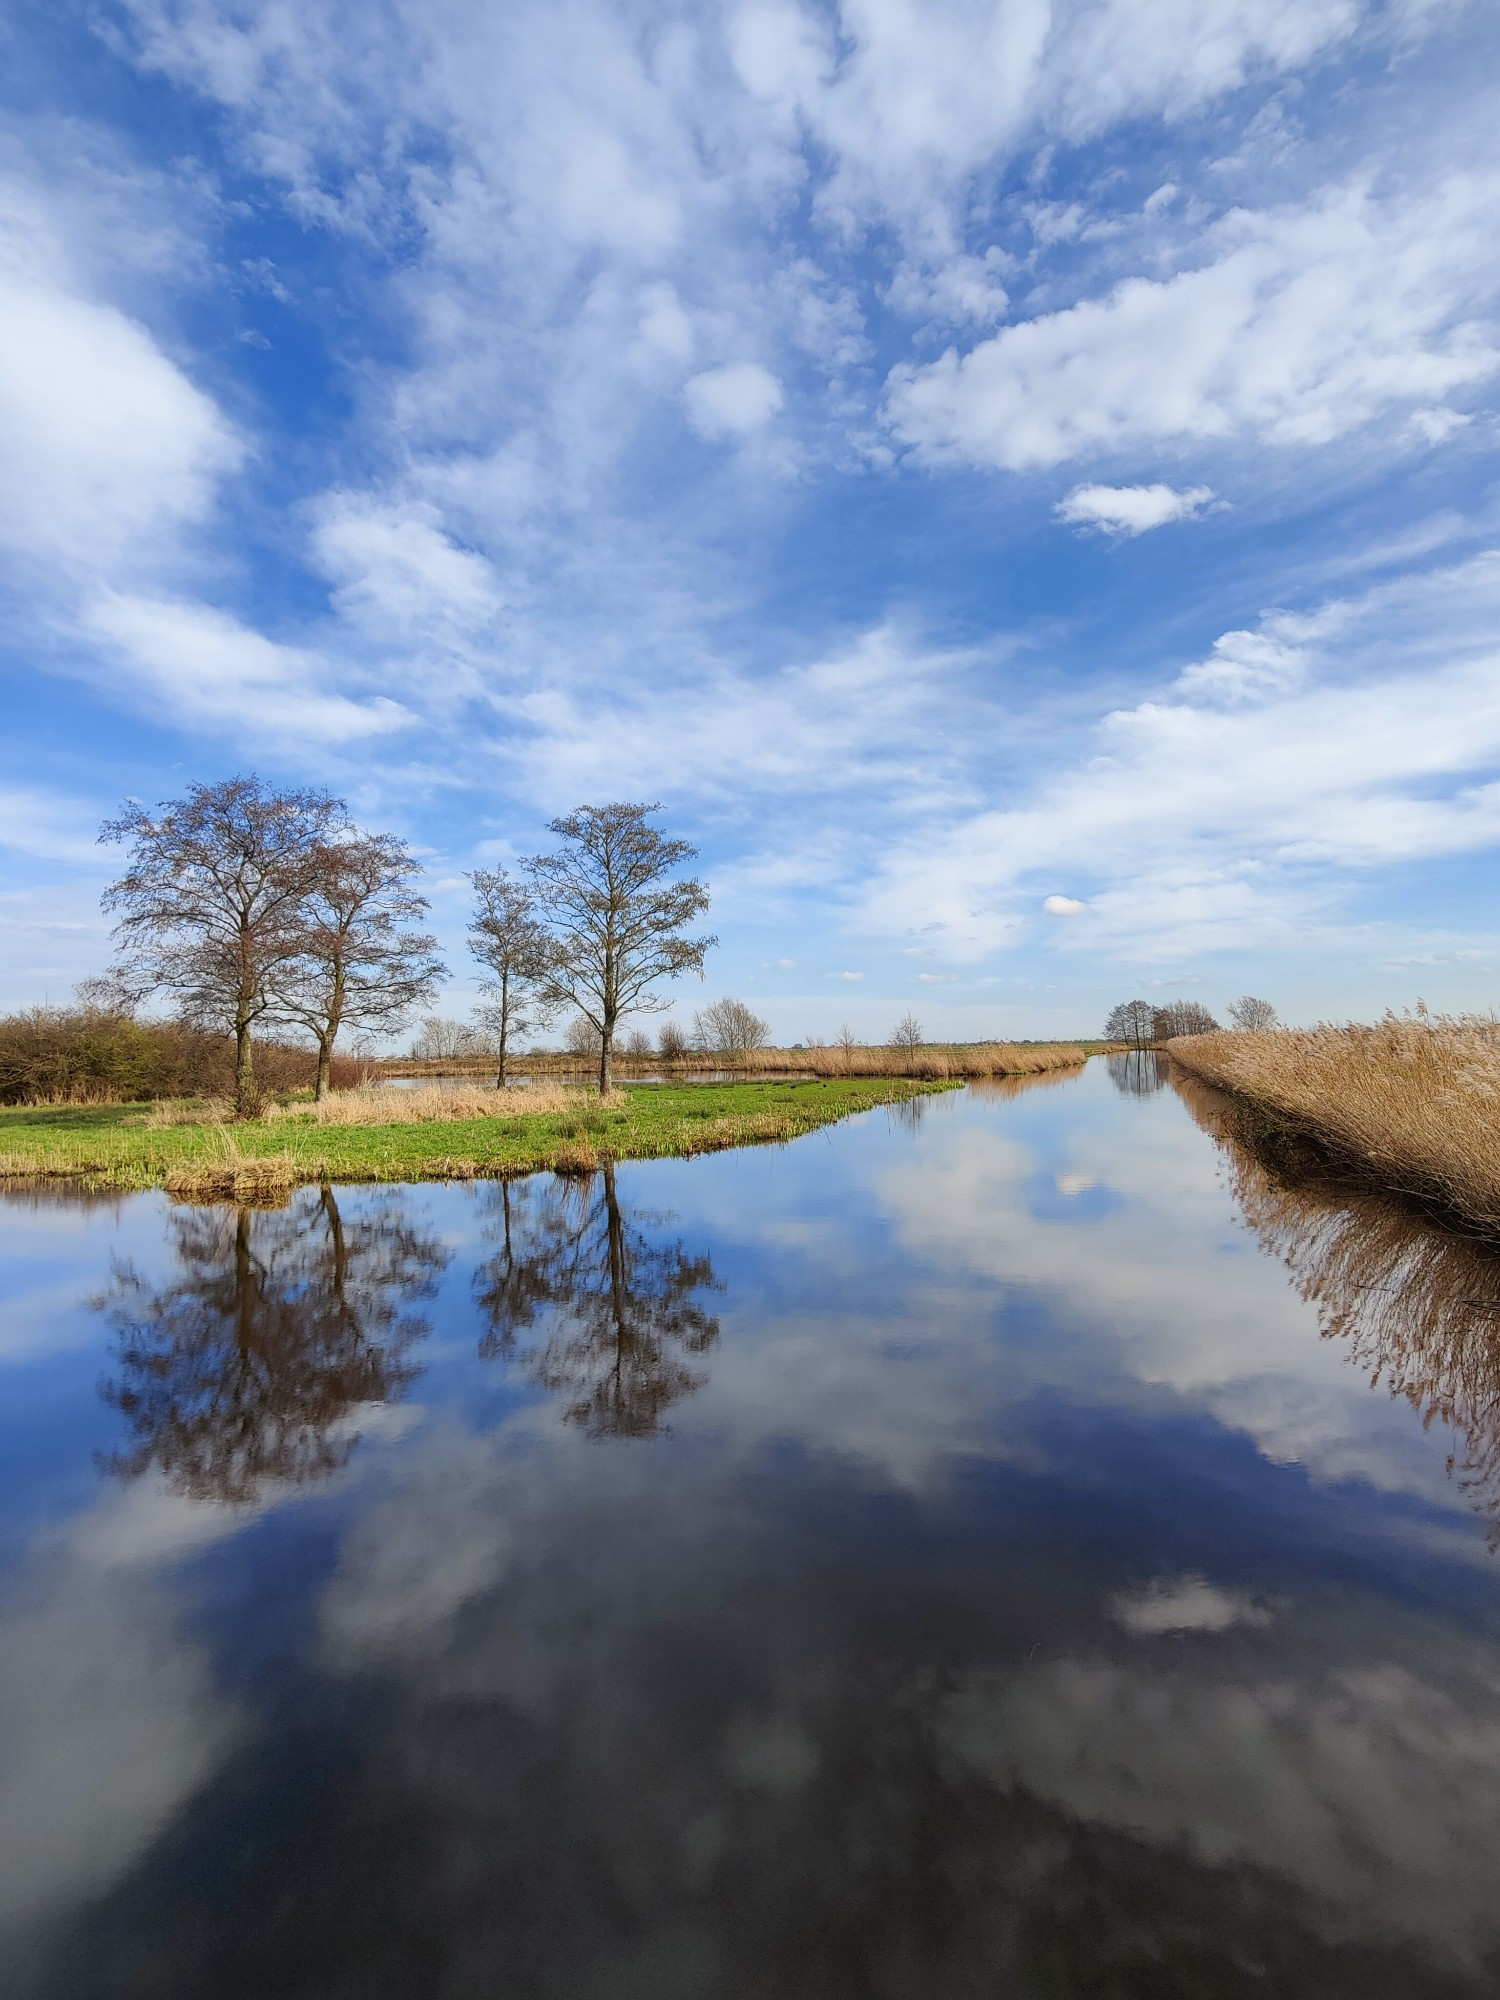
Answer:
0, 1077, 955, 1195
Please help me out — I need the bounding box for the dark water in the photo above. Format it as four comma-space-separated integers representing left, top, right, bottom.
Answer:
5, 1060, 1500, 1997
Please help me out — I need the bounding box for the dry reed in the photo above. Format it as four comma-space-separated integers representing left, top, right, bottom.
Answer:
1178, 1072, 1500, 1541
1167, 1012, 1500, 1236
264, 1082, 603, 1125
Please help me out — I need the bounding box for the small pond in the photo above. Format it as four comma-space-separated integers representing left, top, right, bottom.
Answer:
3, 1056, 1500, 1995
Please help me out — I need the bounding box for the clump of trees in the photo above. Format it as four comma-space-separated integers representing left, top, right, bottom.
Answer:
409, 1018, 491, 1060
692, 998, 770, 1055
100, 777, 442, 1113
1104, 998, 1221, 1046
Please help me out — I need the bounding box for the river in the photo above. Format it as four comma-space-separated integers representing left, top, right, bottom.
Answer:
3, 1056, 1499, 1996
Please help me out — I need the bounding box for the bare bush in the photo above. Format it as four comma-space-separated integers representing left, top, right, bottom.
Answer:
889, 1012, 924, 1051
1228, 995, 1279, 1031
692, 997, 770, 1055
563, 1013, 605, 1056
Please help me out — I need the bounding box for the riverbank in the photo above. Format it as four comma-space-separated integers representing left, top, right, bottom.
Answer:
1166, 1016, 1500, 1238
381, 1040, 1093, 1083
0, 1077, 952, 1198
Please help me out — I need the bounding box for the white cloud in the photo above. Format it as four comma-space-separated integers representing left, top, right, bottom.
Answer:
1108, 1573, 1273, 1635
887, 177, 1499, 470
1043, 893, 1087, 914
310, 494, 503, 638
944, 1650, 1500, 1949
835, 969, 863, 980
0, 188, 238, 567
684, 361, 785, 439
1057, 483, 1218, 536
78, 593, 413, 744
862, 552, 1500, 959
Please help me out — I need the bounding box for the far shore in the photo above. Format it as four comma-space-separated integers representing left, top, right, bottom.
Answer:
377, 1039, 1098, 1084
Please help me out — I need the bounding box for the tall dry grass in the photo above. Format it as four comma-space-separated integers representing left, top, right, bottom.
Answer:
265, 1083, 600, 1125
1178, 1071, 1500, 1541
1167, 1013, 1500, 1235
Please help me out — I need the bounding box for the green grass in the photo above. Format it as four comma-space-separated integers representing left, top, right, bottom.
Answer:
0, 1078, 954, 1195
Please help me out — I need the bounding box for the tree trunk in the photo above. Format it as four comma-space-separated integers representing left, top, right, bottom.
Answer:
314, 1037, 333, 1102
234, 1018, 256, 1118
494, 969, 509, 1089
598, 1027, 613, 1097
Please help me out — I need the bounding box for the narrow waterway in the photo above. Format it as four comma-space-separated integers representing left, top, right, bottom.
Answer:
3, 1057, 1499, 1996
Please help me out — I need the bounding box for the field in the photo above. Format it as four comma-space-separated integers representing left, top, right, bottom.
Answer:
1166, 1015, 1500, 1237
0, 1076, 953, 1198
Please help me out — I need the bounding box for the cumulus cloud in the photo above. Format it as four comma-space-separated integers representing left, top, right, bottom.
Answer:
0, 187, 238, 568
1056, 483, 1218, 536
683, 361, 785, 439
887, 177, 1498, 470
1043, 893, 1087, 914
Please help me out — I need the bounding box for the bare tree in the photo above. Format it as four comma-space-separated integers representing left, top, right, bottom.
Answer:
563, 1013, 604, 1057
1228, 995, 1279, 1031
836, 1024, 859, 1066
271, 831, 444, 1099
1103, 1000, 1156, 1047
889, 1012, 924, 1051
410, 1017, 488, 1060
100, 776, 345, 1116
622, 1028, 653, 1057
1152, 1000, 1220, 1041
468, 868, 558, 1087
526, 803, 714, 1095
692, 997, 770, 1055
658, 1020, 688, 1060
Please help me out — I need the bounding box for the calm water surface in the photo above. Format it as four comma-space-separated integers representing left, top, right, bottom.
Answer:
4, 1058, 1500, 1996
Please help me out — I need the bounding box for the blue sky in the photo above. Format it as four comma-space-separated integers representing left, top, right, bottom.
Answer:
2, 0, 1498, 1041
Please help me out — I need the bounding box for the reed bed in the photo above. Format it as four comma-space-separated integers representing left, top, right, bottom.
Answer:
1167, 1013, 1500, 1236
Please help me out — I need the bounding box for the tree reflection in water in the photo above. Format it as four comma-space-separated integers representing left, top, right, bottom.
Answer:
1180, 1076, 1500, 1543
475, 1162, 721, 1437
97, 1187, 450, 1503
1106, 1049, 1168, 1097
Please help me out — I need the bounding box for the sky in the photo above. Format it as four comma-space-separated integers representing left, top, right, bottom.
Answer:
1, 0, 1498, 1044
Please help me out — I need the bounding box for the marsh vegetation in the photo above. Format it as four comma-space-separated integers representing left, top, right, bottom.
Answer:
1167, 1013, 1500, 1239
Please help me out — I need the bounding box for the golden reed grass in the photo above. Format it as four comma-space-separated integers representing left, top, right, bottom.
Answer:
1167, 1013, 1500, 1236
1178, 1073, 1500, 1541
264, 1082, 602, 1125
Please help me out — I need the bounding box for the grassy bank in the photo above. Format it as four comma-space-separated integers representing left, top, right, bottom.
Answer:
0, 1077, 953, 1198
1167, 1015, 1500, 1238
383, 1040, 1092, 1084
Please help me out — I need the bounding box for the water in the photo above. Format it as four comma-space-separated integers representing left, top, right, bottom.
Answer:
4, 1059, 1500, 1996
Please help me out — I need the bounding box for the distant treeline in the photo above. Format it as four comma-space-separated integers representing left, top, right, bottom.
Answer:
0, 1003, 366, 1107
